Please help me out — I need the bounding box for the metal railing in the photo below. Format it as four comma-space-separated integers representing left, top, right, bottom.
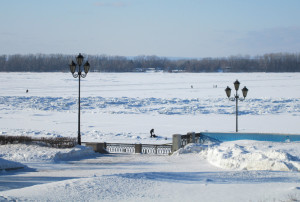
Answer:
178, 133, 210, 149
142, 144, 172, 155
106, 143, 135, 153
104, 143, 172, 155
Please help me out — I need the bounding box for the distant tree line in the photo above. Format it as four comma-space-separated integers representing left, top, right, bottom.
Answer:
0, 53, 300, 72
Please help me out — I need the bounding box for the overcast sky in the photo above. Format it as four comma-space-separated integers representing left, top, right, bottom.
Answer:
1, 0, 300, 58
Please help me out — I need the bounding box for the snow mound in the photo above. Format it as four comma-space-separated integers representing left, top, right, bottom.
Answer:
173, 136, 220, 155
0, 175, 160, 202
52, 146, 96, 162
0, 158, 26, 171
0, 144, 95, 163
176, 141, 300, 171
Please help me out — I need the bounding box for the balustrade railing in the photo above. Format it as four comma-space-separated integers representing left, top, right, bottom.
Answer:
106, 143, 135, 153
142, 144, 172, 155
84, 142, 172, 155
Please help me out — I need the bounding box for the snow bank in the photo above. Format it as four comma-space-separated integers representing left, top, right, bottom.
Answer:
175, 141, 300, 171
1, 175, 161, 202
0, 144, 96, 163
52, 146, 96, 162
0, 158, 26, 171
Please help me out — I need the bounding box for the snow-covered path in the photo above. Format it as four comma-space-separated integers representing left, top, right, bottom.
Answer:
1, 152, 300, 202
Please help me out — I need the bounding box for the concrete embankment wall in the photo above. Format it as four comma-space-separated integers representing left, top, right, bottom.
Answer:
200, 132, 300, 142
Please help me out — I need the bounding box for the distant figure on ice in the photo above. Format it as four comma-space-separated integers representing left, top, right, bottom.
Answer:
26, 89, 29, 93
191, 85, 193, 89
150, 128, 157, 138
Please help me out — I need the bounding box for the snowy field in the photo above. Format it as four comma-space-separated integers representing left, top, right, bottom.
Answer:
1, 72, 300, 201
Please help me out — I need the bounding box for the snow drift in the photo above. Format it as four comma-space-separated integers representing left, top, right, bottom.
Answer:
175, 140, 300, 171
0, 158, 26, 171
0, 144, 95, 163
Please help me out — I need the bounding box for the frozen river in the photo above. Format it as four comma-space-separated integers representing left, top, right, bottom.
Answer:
0, 72, 299, 143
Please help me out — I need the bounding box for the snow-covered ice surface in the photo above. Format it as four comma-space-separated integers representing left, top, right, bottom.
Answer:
1, 72, 300, 201
0, 72, 300, 143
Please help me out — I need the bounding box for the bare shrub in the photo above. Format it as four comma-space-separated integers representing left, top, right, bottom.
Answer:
0, 135, 76, 148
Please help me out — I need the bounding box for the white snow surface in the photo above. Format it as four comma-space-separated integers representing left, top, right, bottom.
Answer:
1, 72, 300, 201
0, 158, 26, 171
175, 140, 300, 171
1, 143, 300, 201
1, 72, 300, 143
0, 144, 95, 163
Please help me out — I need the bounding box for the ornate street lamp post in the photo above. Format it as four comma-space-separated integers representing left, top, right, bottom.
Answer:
69, 53, 90, 145
225, 80, 249, 132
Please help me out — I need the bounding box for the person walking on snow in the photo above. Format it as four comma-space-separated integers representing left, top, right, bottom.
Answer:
150, 129, 157, 138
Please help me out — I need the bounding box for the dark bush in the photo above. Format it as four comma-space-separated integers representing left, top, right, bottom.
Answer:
0, 135, 76, 148
39, 137, 76, 148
